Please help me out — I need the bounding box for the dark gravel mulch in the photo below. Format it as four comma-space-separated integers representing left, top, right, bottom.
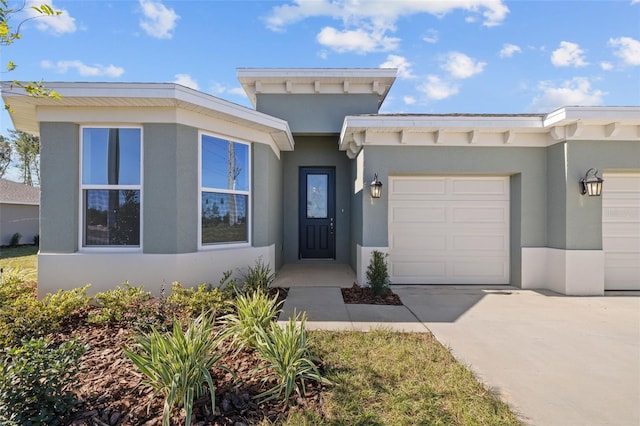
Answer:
341, 283, 403, 305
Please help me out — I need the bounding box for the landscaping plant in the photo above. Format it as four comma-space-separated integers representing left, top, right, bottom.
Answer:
241, 258, 275, 293
8, 232, 21, 247
89, 281, 151, 324
254, 311, 327, 403
366, 250, 391, 296
0, 337, 87, 425
123, 313, 228, 426
168, 281, 234, 318
222, 287, 283, 351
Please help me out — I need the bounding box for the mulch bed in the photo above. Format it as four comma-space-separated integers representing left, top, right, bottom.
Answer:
49, 287, 324, 426
341, 283, 403, 305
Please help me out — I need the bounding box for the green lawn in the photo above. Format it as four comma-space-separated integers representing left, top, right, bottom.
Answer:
0, 245, 38, 281
286, 329, 522, 425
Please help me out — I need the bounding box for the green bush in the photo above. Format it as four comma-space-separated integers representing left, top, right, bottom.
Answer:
0, 337, 87, 425
241, 259, 275, 293
89, 282, 151, 324
0, 284, 90, 347
168, 281, 233, 318
366, 250, 391, 296
254, 311, 327, 403
123, 313, 228, 426
9, 232, 21, 247
222, 288, 282, 351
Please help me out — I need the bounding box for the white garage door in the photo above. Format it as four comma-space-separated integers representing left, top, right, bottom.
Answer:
388, 176, 509, 284
603, 173, 640, 290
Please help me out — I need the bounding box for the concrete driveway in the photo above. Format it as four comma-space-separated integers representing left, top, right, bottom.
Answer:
281, 286, 640, 426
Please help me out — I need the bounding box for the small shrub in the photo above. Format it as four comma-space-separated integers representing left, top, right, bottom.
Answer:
8, 232, 21, 247
89, 282, 151, 324
0, 284, 90, 347
366, 250, 391, 296
222, 288, 283, 351
254, 311, 327, 403
168, 281, 233, 318
0, 337, 87, 425
33, 234, 39, 246
241, 259, 275, 293
123, 313, 228, 426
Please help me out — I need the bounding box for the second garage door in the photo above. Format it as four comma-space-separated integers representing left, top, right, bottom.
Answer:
388, 176, 510, 284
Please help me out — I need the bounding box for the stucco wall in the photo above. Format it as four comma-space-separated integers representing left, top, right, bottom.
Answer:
252, 143, 284, 269
0, 204, 39, 246
39, 122, 79, 253
143, 123, 198, 253
281, 135, 351, 263
256, 94, 379, 134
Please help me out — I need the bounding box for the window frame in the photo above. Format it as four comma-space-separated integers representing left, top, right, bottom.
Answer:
198, 131, 251, 249
79, 125, 143, 251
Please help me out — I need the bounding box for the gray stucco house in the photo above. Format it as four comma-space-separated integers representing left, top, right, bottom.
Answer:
2, 68, 639, 296
0, 178, 40, 246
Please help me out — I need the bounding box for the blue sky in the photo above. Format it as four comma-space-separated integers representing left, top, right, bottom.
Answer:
2, 0, 639, 135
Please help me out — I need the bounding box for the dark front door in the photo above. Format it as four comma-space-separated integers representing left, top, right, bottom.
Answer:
299, 167, 335, 259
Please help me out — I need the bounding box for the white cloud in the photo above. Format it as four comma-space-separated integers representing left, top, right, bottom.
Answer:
316, 27, 399, 53
40, 60, 124, 77
139, 0, 179, 39
551, 41, 588, 67
499, 43, 521, 58
609, 36, 640, 66
265, 0, 509, 32
25, 0, 76, 35
403, 95, 416, 105
441, 52, 486, 79
209, 83, 247, 98
600, 62, 614, 71
174, 74, 199, 90
418, 75, 459, 100
422, 28, 438, 44
632, 0, 640, 4
380, 55, 414, 78
529, 77, 606, 112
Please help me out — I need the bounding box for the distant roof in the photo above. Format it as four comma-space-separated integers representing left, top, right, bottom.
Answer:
0, 179, 40, 205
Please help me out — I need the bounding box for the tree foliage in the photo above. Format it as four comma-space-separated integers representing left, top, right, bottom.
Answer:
0, 135, 10, 178
1, 0, 62, 110
7, 129, 39, 185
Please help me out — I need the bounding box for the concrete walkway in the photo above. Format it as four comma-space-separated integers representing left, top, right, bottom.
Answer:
279, 285, 640, 426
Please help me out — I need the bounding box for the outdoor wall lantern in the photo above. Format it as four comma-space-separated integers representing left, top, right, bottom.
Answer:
370, 173, 383, 199
580, 168, 604, 196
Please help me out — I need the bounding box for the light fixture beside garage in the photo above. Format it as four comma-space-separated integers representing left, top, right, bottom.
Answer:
580, 168, 604, 196
370, 174, 383, 198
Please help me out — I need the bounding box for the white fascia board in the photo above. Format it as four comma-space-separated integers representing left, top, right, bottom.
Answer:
237, 68, 397, 80
544, 106, 640, 127
342, 114, 544, 131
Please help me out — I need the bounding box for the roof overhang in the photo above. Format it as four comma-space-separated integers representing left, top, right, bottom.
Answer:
1, 82, 295, 152
339, 107, 640, 159
237, 68, 397, 110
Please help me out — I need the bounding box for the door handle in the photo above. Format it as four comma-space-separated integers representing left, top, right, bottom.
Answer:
330, 217, 334, 234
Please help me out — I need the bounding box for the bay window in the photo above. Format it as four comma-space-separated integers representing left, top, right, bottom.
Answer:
81, 127, 141, 247
201, 134, 249, 245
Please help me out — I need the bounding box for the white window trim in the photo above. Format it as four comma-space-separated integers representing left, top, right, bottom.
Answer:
79, 125, 143, 252
198, 131, 252, 250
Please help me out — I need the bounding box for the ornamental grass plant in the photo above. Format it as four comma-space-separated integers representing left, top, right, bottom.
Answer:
123, 313, 228, 426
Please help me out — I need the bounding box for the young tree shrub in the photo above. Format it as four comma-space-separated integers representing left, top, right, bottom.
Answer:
8, 232, 21, 247
123, 313, 229, 426
366, 250, 391, 296
254, 311, 328, 403
0, 337, 87, 425
222, 288, 283, 351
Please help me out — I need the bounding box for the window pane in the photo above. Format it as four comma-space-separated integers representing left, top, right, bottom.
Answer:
202, 192, 248, 244
201, 135, 248, 191
84, 189, 140, 246
307, 174, 328, 218
82, 128, 141, 185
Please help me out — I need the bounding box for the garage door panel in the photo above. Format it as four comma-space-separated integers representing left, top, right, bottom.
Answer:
389, 176, 510, 285
452, 205, 508, 223
603, 173, 640, 290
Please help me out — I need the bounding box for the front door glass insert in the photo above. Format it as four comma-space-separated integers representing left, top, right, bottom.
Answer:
306, 174, 328, 218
